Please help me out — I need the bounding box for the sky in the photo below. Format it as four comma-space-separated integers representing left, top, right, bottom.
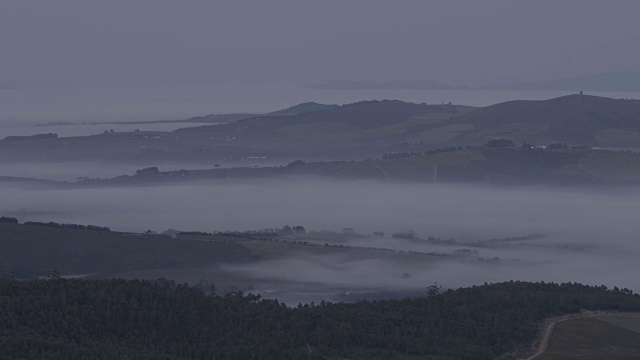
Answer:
1, 0, 640, 87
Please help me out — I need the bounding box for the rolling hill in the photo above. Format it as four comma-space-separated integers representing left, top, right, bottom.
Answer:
0, 100, 474, 164
58, 147, 640, 188
264, 101, 340, 116
0, 222, 252, 279
177, 100, 471, 133
2, 95, 640, 166
442, 94, 640, 147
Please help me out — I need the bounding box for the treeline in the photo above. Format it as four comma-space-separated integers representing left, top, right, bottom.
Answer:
23, 220, 110, 232
179, 225, 306, 238
0, 278, 638, 359
2, 133, 58, 141
393, 231, 547, 249
382, 146, 468, 160
0, 217, 110, 232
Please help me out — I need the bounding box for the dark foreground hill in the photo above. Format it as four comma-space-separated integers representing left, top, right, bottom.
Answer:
0, 222, 252, 279
0, 278, 638, 359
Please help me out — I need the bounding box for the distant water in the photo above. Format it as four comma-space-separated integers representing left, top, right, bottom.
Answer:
1, 83, 640, 138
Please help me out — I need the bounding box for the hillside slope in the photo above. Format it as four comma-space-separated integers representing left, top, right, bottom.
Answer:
0, 222, 252, 278
178, 100, 471, 133
1, 279, 639, 360
65, 147, 640, 187
444, 95, 640, 147
0, 100, 476, 165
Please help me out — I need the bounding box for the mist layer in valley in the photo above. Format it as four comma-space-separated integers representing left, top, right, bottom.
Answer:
2, 178, 639, 303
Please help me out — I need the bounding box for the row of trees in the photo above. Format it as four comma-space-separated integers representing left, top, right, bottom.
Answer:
0, 278, 638, 359
383, 146, 468, 160
23, 221, 110, 232
0, 217, 110, 232
179, 225, 307, 238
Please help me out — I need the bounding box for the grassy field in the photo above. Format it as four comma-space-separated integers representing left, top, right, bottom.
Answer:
598, 315, 640, 334
533, 316, 640, 360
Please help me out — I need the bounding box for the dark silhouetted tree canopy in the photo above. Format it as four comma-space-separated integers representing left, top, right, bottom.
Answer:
0, 278, 638, 359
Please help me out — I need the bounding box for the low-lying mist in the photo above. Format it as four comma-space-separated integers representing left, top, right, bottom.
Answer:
2, 178, 639, 298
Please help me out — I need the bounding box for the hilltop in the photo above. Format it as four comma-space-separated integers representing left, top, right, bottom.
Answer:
443, 94, 640, 147
179, 102, 338, 123
0, 100, 474, 164
177, 100, 471, 133
264, 101, 339, 116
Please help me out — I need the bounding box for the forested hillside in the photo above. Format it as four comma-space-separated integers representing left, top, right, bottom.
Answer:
1, 279, 638, 359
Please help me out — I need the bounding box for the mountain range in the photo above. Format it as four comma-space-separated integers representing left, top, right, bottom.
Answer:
2, 94, 640, 186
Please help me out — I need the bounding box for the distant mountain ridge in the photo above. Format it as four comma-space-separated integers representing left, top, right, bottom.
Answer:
484, 71, 640, 91
181, 102, 339, 124
2, 94, 640, 166
177, 100, 471, 133
264, 102, 339, 116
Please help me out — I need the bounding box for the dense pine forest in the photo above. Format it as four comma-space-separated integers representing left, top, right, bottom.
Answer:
1, 278, 639, 359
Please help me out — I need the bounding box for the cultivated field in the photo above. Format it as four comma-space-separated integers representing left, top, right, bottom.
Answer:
532, 316, 640, 360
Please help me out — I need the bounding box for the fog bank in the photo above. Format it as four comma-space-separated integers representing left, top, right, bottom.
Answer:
2, 179, 639, 299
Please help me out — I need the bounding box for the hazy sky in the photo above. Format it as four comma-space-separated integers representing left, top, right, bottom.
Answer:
2, 1, 640, 87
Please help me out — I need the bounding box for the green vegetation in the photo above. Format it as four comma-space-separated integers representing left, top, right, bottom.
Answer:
0, 279, 639, 359
534, 317, 640, 360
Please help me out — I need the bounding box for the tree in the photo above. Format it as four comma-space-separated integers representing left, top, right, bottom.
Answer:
342, 227, 357, 236
135, 167, 159, 176
293, 225, 306, 235
392, 229, 417, 240
548, 142, 568, 149
280, 225, 294, 236
485, 139, 515, 148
